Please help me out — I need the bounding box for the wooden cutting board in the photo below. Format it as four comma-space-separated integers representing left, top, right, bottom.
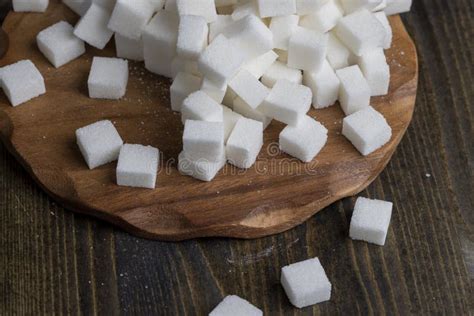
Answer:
0, 1, 417, 240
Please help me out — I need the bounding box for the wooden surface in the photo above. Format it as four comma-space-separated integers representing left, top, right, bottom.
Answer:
0, 0, 472, 314
0, 2, 417, 241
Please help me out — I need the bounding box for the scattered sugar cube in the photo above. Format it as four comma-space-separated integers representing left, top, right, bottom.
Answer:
76, 120, 123, 169
299, 0, 343, 33
73, 3, 114, 49
231, 1, 259, 21
229, 69, 269, 109
116, 144, 159, 189
176, 0, 217, 23
201, 77, 227, 103
37, 21, 86, 68
269, 15, 299, 50
170, 72, 202, 112
88, 57, 128, 99
335, 9, 386, 56
209, 295, 262, 316
226, 117, 263, 169
257, 0, 296, 18
384, 0, 411, 15
261, 61, 302, 88
209, 15, 233, 42
115, 33, 144, 61
233, 97, 272, 130
339, 0, 380, 14
358, 48, 390, 96
0, 60, 46, 107
326, 32, 353, 70
304, 60, 340, 109
281, 257, 332, 308
241, 50, 278, 80
178, 150, 226, 182
13, 0, 48, 12
342, 106, 392, 155
177, 15, 208, 60
336, 65, 371, 115
181, 91, 224, 123
183, 120, 224, 161
374, 11, 392, 49
296, 0, 328, 15
171, 57, 200, 78
63, 0, 91, 16
108, 0, 155, 40
349, 197, 393, 245
288, 27, 328, 73
280, 116, 328, 162
223, 106, 242, 142
261, 79, 312, 126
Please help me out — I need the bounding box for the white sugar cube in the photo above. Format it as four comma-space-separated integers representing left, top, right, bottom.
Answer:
326, 32, 353, 70
233, 97, 272, 129
223, 106, 242, 142
0, 60, 45, 107
349, 197, 393, 245
198, 34, 245, 84
280, 116, 328, 162
209, 15, 233, 42
241, 50, 278, 79
170, 72, 202, 112
334, 9, 386, 56
304, 60, 340, 109
358, 48, 390, 96
384, 0, 411, 15
261, 79, 312, 126
181, 91, 224, 123
76, 120, 123, 169
177, 15, 208, 60
374, 11, 392, 49
269, 15, 299, 50
299, 0, 343, 33
261, 61, 302, 88
183, 120, 224, 161
201, 77, 227, 103
226, 117, 263, 169
73, 3, 114, 49
37, 21, 85, 68
336, 65, 370, 115
143, 11, 179, 78
63, 0, 91, 16
13, 0, 48, 12
178, 150, 226, 182
88, 57, 128, 99
342, 106, 392, 155
229, 69, 269, 109
171, 57, 200, 78
116, 144, 159, 189
288, 27, 328, 73
209, 295, 263, 316
231, 1, 259, 21
339, 0, 380, 14
108, 0, 155, 40
281, 257, 332, 308
176, 0, 217, 23
257, 0, 296, 18
115, 34, 144, 61
296, 0, 328, 15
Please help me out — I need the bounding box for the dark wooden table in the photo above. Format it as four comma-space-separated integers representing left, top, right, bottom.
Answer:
1, 1, 473, 314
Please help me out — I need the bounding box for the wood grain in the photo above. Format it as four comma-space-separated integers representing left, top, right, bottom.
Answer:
0, 1, 417, 240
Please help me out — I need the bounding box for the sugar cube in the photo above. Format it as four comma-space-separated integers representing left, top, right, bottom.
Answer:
37, 21, 85, 68
339, 0, 380, 14
281, 257, 332, 308
349, 197, 393, 245
374, 11, 392, 49
342, 106, 392, 155
198, 34, 245, 85
233, 97, 272, 130
336, 65, 371, 115
223, 106, 242, 142
231, 1, 259, 21
209, 15, 233, 42
181, 91, 224, 123
92, 0, 116, 11
171, 57, 200, 78
384, 0, 411, 15
288, 27, 328, 73
73, 3, 113, 49
116, 144, 159, 189
209, 295, 263, 316
76, 120, 123, 169
334, 9, 386, 56
183, 120, 224, 161
269, 15, 300, 50
358, 48, 390, 96
201, 77, 227, 103
176, 0, 217, 23
326, 32, 353, 70
260, 79, 312, 126
13, 0, 48, 12
303, 60, 340, 109
261, 61, 302, 88
229, 69, 269, 109
63, 0, 91, 16
177, 15, 208, 60
296, 0, 328, 15
241, 50, 278, 79
257, 0, 296, 18
226, 117, 263, 169
299, 0, 343, 33
108, 0, 154, 40
170, 72, 202, 112
115, 34, 144, 61
88, 57, 128, 99
178, 150, 226, 182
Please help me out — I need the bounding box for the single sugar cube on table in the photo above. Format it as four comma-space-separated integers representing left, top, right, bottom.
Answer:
299, 0, 343, 33
241, 50, 278, 79
304, 60, 340, 109
176, 0, 217, 23
178, 150, 226, 182
37, 21, 85, 68
261, 61, 302, 88
209, 295, 262, 316
358, 48, 390, 96
280, 116, 328, 162
201, 77, 227, 104
288, 27, 328, 73
177, 15, 208, 60
228, 69, 269, 109
0, 60, 46, 107
108, 0, 155, 40
326, 32, 353, 70
115, 34, 144, 61
257, 0, 296, 18
88, 57, 128, 99
349, 197, 393, 246
73, 3, 114, 49
233, 97, 272, 130
269, 15, 300, 51
261, 79, 312, 126
226, 117, 263, 169
76, 120, 123, 169
116, 144, 159, 189
13, 0, 48, 12
183, 120, 224, 161
223, 106, 242, 143
170, 72, 202, 112
281, 257, 332, 308
342, 106, 392, 156
181, 91, 224, 124
336, 65, 371, 115
296, 0, 329, 15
